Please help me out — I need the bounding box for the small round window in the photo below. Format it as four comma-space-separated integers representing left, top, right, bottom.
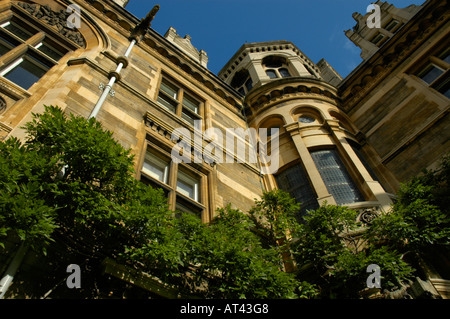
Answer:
298, 116, 315, 124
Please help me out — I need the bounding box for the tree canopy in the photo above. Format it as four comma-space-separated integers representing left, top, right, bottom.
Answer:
1, 106, 448, 299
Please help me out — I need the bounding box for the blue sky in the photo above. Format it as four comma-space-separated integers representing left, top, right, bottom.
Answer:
126, 0, 425, 78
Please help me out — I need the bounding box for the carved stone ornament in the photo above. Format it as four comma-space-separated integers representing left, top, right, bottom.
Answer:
359, 208, 379, 225
0, 96, 6, 113
17, 2, 86, 47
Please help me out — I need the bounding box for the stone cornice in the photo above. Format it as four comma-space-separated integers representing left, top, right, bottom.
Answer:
243, 77, 340, 121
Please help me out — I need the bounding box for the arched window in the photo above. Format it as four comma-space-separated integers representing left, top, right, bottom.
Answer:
275, 163, 319, 217
279, 68, 291, 78
298, 115, 315, 124
310, 149, 364, 205
262, 56, 292, 79
230, 69, 253, 95
266, 69, 278, 79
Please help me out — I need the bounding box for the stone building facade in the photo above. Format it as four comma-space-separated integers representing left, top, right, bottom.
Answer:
0, 0, 448, 298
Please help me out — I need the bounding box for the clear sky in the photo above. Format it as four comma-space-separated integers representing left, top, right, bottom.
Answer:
125, 0, 425, 78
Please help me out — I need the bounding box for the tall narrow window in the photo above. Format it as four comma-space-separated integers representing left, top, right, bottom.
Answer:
279, 68, 291, 78
275, 163, 318, 217
177, 168, 200, 202
266, 69, 278, 79
311, 149, 364, 205
142, 149, 170, 184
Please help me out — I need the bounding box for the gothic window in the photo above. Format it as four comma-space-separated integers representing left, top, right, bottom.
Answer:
415, 49, 449, 99
230, 69, 253, 95
311, 149, 364, 205
266, 69, 278, 79
0, 4, 81, 91
275, 163, 319, 217
140, 145, 206, 219
157, 76, 203, 126
279, 68, 291, 78
262, 56, 292, 79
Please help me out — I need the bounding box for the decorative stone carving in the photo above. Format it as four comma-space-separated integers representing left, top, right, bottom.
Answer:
17, 2, 85, 47
358, 207, 379, 225
0, 95, 6, 113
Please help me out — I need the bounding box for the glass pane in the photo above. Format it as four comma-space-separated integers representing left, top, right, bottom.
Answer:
440, 52, 450, 64
157, 95, 176, 113
160, 80, 178, 99
298, 116, 315, 124
36, 41, 65, 61
311, 149, 364, 205
266, 69, 278, 79
175, 198, 202, 218
177, 170, 199, 201
0, 31, 20, 49
3, 56, 49, 90
279, 68, 291, 78
3, 22, 35, 41
419, 65, 444, 84
182, 94, 199, 113
275, 163, 318, 217
444, 87, 450, 99
142, 150, 169, 183
0, 42, 9, 56
181, 110, 196, 126
245, 78, 253, 91
371, 33, 385, 45
438, 81, 450, 99
385, 20, 399, 32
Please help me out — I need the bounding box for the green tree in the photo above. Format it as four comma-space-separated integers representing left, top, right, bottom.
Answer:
291, 203, 414, 298
1, 106, 302, 299
1, 106, 173, 298
0, 137, 59, 252
367, 155, 450, 252
123, 205, 301, 298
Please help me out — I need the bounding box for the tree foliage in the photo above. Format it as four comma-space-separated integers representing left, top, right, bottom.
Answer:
1, 106, 447, 299
367, 155, 450, 252
0, 106, 299, 299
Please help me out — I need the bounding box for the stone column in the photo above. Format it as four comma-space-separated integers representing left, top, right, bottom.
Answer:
285, 123, 336, 205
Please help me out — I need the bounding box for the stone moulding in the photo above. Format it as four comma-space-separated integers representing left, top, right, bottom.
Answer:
244, 77, 340, 118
